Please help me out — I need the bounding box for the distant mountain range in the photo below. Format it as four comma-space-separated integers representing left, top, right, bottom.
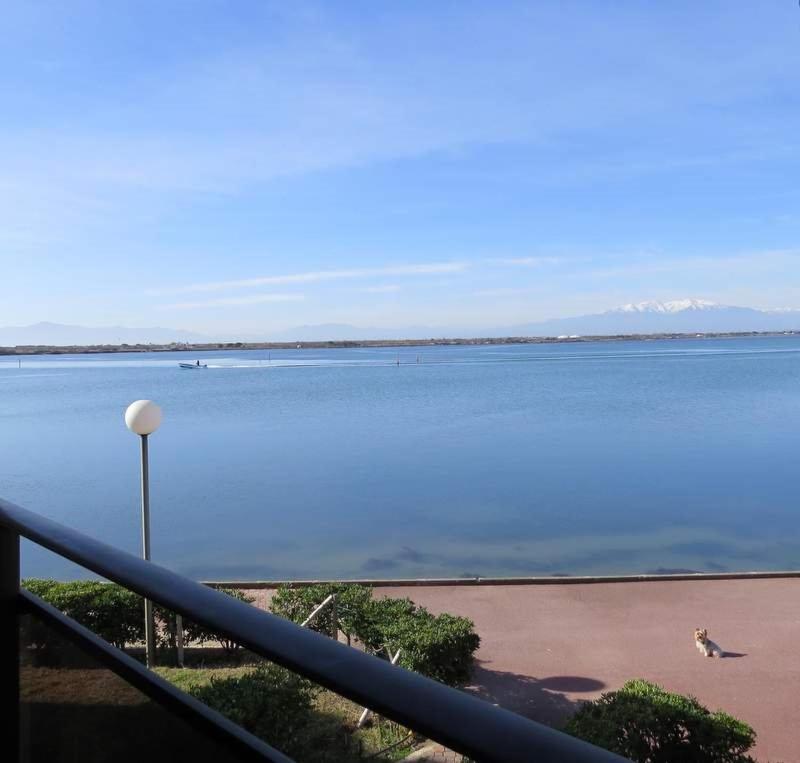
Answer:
3, 300, 800, 346
0, 321, 210, 346
250, 300, 800, 340
259, 323, 443, 342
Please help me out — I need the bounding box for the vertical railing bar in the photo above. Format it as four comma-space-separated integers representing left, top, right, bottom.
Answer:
0, 526, 20, 763
176, 613, 185, 667
330, 596, 338, 640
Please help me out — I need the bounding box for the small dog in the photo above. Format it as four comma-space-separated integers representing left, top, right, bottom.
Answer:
694, 628, 724, 658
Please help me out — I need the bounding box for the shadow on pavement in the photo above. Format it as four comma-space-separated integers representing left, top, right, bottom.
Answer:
467, 662, 606, 727
537, 675, 606, 692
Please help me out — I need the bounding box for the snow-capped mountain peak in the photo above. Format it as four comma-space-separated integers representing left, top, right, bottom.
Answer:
507, 298, 800, 336
610, 299, 722, 314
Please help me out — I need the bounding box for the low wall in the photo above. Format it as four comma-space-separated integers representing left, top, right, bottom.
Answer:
204, 569, 800, 589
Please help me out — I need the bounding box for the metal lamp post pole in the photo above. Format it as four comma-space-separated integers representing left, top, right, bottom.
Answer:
125, 399, 162, 671
140, 433, 156, 669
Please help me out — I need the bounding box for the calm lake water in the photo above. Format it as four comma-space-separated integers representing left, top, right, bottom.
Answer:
3, 335, 800, 581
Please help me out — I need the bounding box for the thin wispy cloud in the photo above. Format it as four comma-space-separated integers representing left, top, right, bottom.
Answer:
473, 287, 539, 298
491, 257, 565, 267
163, 294, 306, 310
149, 262, 468, 296
584, 249, 800, 280
361, 284, 401, 293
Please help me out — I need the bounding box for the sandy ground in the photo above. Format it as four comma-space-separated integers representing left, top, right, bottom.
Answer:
244, 579, 799, 762
380, 580, 799, 762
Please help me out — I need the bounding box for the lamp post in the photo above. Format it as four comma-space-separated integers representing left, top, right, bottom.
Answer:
124, 399, 162, 669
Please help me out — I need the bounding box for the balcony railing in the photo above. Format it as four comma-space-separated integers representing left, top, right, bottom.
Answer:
1, 496, 627, 762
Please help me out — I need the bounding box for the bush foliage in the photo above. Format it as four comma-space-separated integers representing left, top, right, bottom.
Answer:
23, 579, 254, 654
188, 664, 319, 759
270, 585, 480, 687
269, 583, 373, 638
24, 578, 480, 686
565, 679, 757, 763
359, 598, 480, 686
156, 588, 255, 655
181, 664, 411, 762
24, 578, 144, 649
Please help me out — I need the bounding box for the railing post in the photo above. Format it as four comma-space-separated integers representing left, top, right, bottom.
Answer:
175, 613, 185, 667
330, 596, 338, 640
0, 525, 20, 763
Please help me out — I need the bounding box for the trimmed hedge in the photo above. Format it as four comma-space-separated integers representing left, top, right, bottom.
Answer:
270, 585, 480, 687
23, 578, 144, 649
23, 579, 254, 655
565, 679, 757, 763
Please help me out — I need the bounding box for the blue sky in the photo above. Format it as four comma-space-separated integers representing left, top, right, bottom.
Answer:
2, 1, 799, 334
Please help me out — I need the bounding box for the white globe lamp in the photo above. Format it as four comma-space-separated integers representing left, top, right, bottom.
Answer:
125, 400, 162, 436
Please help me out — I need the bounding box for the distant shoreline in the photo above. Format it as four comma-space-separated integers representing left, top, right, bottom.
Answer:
0, 329, 796, 356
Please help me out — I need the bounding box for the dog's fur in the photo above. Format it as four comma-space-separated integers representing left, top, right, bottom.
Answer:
694, 627, 724, 657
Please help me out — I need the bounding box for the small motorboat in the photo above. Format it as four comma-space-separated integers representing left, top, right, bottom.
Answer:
179, 362, 208, 369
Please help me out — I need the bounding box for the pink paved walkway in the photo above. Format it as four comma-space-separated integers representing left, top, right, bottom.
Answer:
373, 579, 799, 763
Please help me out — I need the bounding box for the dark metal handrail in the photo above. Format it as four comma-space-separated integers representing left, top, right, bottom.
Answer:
1, 497, 627, 762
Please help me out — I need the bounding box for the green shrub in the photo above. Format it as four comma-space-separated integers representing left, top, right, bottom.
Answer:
23, 578, 144, 649
359, 598, 480, 687
270, 586, 480, 687
23, 580, 258, 657
25, 579, 256, 656
189, 664, 319, 758
564, 679, 756, 763
25, 578, 482, 688
269, 583, 373, 639
23, 578, 61, 600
